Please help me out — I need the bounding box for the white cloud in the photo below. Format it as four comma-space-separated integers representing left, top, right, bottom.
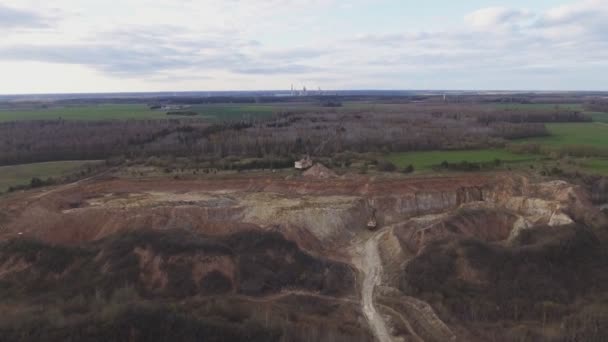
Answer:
537, 0, 608, 40
465, 7, 533, 30
0, 0, 607, 93
0, 3, 52, 29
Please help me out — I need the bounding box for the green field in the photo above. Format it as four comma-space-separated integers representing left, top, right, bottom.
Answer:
577, 158, 608, 175
190, 104, 276, 121
492, 103, 584, 111
518, 123, 608, 147
0, 103, 280, 122
386, 149, 539, 171
0, 104, 166, 121
0, 161, 98, 192
515, 122, 608, 175
589, 111, 608, 123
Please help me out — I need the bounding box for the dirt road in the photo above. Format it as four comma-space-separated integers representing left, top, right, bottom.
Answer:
354, 230, 393, 342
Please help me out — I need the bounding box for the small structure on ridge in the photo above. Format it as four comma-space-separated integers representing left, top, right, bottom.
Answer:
295, 155, 313, 170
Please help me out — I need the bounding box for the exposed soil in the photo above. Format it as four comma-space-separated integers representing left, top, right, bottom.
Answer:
0, 172, 605, 341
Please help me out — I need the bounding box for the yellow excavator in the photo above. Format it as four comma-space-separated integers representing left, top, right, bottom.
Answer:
367, 208, 378, 230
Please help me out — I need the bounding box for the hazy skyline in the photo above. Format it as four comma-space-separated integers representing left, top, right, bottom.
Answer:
1, 0, 607, 94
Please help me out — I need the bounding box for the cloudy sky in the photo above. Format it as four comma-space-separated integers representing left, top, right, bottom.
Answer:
0, 0, 607, 93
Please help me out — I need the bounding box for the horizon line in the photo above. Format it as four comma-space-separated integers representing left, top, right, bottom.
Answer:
2, 89, 608, 97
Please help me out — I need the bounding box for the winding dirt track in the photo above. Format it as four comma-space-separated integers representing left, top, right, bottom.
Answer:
354, 230, 393, 342
353, 223, 455, 342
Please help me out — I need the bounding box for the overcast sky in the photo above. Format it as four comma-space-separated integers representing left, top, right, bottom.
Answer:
0, 0, 607, 94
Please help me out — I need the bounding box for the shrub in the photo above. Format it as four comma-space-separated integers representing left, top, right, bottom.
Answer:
377, 160, 397, 172
402, 164, 415, 174
30, 177, 45, 188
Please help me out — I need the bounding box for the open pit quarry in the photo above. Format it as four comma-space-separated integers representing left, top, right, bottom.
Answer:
0, 173, 607, 341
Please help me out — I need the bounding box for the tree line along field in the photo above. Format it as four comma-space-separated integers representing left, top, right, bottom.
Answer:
492, 103, 608, 124
386, 149, 540, 171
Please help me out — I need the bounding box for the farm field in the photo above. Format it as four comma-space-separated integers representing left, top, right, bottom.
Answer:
578, 158, 608, 175
492, 103, 584, 111
0, 160, 98, 192
517, 122, 608, 147
4, 101, 601, 123
0, 104, 164, 121
386, 149, 539, 171
0, 103, 282, 122
589, 111, 608, 123
189, 104, 276, 121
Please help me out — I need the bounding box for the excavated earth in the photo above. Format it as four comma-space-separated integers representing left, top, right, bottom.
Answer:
0, 172, 607, 341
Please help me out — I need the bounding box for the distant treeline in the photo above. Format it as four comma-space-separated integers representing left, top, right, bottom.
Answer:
508, 143, 608, 158
477, 110, 591, 125
0, 104, 590, 166
585, 100, 608, 113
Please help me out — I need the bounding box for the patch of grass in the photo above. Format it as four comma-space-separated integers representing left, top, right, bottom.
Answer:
386, 149, 539, 171
0, 104, 164, 121
0, 160, 99, 192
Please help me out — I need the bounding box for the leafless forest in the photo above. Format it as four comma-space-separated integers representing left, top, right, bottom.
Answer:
0, 102, 590, 165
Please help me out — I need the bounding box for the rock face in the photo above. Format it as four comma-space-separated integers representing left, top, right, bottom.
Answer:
0, 174, 597, 250
394, 207, 520, 254
370, 186, 484, 226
